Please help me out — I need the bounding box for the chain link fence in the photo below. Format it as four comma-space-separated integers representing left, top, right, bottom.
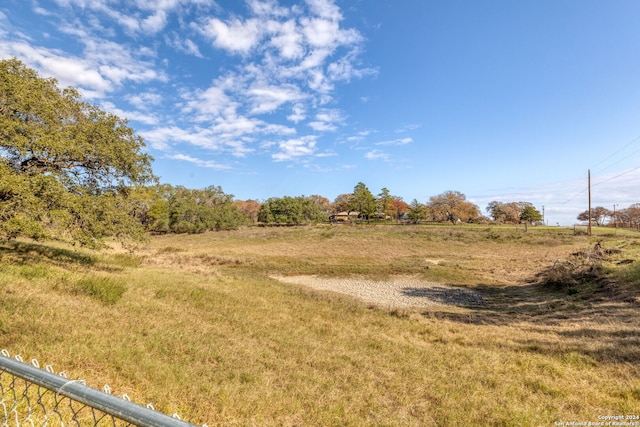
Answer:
0, 350, 205, 427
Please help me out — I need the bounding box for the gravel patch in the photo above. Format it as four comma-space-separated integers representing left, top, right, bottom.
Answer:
274, 275, 484, 308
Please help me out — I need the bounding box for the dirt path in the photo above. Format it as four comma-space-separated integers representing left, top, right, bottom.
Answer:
273, 275, 484, 308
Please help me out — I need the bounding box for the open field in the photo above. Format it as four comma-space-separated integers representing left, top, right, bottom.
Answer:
1, 224, 639, 426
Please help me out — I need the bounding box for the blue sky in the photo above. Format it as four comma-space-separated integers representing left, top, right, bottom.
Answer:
2, 0, 640, 225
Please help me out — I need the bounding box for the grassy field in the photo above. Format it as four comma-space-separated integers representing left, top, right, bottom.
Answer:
1, 224, 639, 426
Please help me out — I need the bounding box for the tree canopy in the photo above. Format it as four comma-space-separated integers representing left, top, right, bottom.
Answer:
0, 58, 155, 246
257, 196, 328, 225
349, 182, 377, 220
519, 204, 543, 224
577, 206, 610, 227
406, 199, 428, 223
487, 201, 542, 224
427, 191, 481, 224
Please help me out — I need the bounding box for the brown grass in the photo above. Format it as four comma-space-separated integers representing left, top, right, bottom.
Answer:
0, 224, 639, 426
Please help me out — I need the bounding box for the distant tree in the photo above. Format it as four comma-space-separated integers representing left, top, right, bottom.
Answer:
301, 196, 329, 223
618, 204, 640, 228
487, 201, 543, 225
349, 182, 377, 220
257, 196, 328, 225
576, 206, 611, 227
234, 199, 261, 224
147, 197, 171, 233
519, 204, 543, 230
486, 201, 521, 223
427, 191, 480, 224
391, 197, 409, 221
406, 199, 428, 223
126, 184, 168, 231
576, 210, 588, 224
0, 58, 155, 247
168, 187, 209, 233
307, 195, 331, 213
155, 185, 245, 234
332, 193, 352, 214
377, 187, 395, 219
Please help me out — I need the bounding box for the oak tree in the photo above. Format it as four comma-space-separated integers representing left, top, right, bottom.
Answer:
427, 191, 480, 224
0, 58, 155, 246
257, 196, 328, 224
576, 206, 610, 227
332, 193, 352, 214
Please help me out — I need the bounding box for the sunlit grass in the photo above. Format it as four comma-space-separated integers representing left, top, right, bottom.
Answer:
0, 225, 639, 425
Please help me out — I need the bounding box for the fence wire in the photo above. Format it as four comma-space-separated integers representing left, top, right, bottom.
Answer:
0, 350, 204, 427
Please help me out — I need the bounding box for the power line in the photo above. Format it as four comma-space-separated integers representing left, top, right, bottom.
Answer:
590, 134, 640, 175
561, 133, 640, 204
592, 165, 640, 188
560, 187, 588, 204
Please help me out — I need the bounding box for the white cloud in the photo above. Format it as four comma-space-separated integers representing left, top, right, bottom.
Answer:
365, 149, 389, 161
396, 124, 422, 133
261, 122, 297, 136
272, 136, 317, 161
309, 121, 336, 132
166, 34, 203, 57
32, 7, 52, 16
301, 18, 340, 48
304, 0, 342, 21
375, 137, 413, 146
100, 101, 159, 125
267, 19, 304, 59
306, 67, 333, 95
127, 91, 163, 110
1, 21, 165, 98
308, 108, 343, 131
315, 150, 337, 158
2, 0, 376, 167
139, 126, 212, 151
248, 84, 306, 114
287, 103, 307, 123
141, 122, 263, 158
212, 114, 260, 138
53, 0, 185, 35
181, 84, 237, 122
328, 48, 377, 82
168, 153, 231, 170
346, 130, 374, 143
299, 47, 331, 70
1, 42, 112, 96
204, 18, 261, 53
248, 0, 290, 18
141, 10, 168, 33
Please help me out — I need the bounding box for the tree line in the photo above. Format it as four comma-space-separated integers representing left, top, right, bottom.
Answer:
576, 205, 640, 229
0, 58, 624, 248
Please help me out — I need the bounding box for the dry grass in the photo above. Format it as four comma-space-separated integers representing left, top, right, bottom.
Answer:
1, 225, 639, 426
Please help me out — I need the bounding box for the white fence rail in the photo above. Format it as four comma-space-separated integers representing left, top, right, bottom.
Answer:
0, 350, 203, 427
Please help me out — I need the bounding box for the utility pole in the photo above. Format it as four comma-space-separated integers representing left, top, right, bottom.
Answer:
614, 204, 618, 234
588, 169, 592, 236
542, 205, 545, 225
